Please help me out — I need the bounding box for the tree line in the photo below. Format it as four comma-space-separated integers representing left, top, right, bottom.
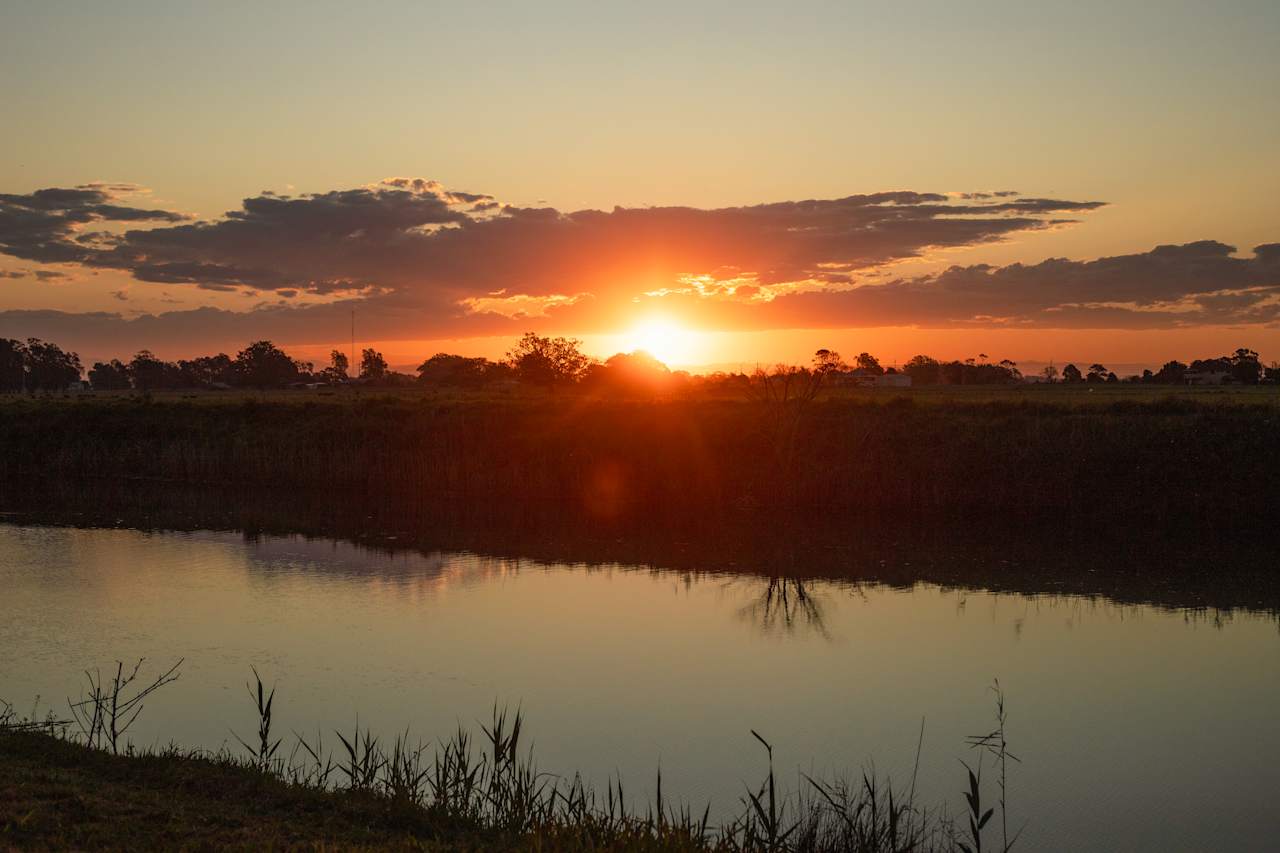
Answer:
1, 333, 1276, 393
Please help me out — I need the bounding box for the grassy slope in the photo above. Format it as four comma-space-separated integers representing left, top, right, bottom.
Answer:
0, 731, 468, 851
0, 730, 753, 852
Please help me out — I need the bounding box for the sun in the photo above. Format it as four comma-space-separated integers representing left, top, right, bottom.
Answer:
622, 318, 701, 367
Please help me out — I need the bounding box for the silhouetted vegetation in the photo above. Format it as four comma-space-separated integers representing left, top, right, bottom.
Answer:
2, 665, 1022, 851
5, 333, 1278, 395
898, 353, 1031, 385
4, 389, 1280, 522
583, 350, 687, 395
5, 333, 1280, 527
505, 331, 592, 387
0, 336, 82, 392
417, 352, 514, 387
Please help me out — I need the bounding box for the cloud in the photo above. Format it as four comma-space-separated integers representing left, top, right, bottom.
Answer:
952, 190, 1020, 200
657, 240, 1280, 331
1, 179, 1103, 303
4, 176, 1278, 352
0, 267, 68, 281
0, 183, 188, 266
3, 240, 1278, 357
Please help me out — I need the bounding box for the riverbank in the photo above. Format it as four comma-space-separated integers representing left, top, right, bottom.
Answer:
0, 729, 472, 850
0, 692, 973, 853
2, 388, 1278, 518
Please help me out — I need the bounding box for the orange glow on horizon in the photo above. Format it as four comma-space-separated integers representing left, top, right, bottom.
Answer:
618, 318, 704, 368
283, 323, 1280, 379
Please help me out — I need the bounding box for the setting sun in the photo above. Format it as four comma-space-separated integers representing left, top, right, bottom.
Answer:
621, 318, 701, 367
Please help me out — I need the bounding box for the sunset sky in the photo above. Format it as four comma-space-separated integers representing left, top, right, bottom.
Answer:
2, 0, 1278, 371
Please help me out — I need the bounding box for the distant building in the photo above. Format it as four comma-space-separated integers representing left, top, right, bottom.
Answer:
1183, 371, 1231, 385
874, 373, 912, 388
843, 371, 912, 388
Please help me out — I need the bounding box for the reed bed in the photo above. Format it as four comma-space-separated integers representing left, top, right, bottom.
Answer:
1, 391, 1278, 518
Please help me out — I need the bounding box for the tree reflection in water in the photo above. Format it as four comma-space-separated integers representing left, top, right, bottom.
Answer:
738, 577, 832, 638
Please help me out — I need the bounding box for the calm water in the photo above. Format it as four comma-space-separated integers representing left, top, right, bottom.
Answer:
2, 522, 1278, 851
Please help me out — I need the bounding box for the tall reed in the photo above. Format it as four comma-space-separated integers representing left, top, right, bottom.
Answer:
3, 393, 1278, 518
2, 662, 1025, 852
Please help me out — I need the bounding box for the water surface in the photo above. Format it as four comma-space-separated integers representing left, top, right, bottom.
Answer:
2, 522, 1278, 851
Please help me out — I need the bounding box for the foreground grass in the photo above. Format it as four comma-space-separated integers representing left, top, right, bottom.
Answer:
0, 730, 475, 851
1, 667, 1021, 852
0, 723, 964, 852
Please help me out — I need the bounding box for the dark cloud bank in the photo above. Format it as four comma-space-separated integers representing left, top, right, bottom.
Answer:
1, 178, 1278, 353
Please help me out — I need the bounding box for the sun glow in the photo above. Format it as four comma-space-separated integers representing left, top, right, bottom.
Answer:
621, 318, 701, 367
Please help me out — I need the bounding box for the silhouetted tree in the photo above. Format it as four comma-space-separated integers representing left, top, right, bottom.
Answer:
1153, 360, 1187, 384
903, 354, 940, 385
941, 360, 967, 384
233, 340, 300, 388
23, 338, 82, 391
506, 332, 589, 386
317, 350, 349, 384
128, 350, 181, 390
812, 349, 848, 374
1040, 365, 1059, 383
1061, 363, 1083, 383
417, 353, 510, 387
584, 350, 673, 395
0, 338, 25, 392
1229, 347, 1262, 384
359, 348, 387, 381
1086, 363, 1108, 383
854, 352, 884, 375
88, 359, 131, 390
177, 353, 235, 388
901, 353, 1021, 385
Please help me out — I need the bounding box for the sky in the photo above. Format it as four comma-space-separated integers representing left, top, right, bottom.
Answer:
2, 0, 1278, 372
